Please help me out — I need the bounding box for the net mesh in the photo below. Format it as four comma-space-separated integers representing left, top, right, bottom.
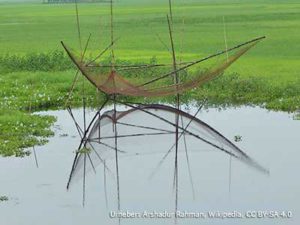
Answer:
62, 39, 261, 97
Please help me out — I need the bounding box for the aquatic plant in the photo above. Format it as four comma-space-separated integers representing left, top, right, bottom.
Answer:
0, 196, 9, 202
0, 109, 56, 157
234, 135, 242, 142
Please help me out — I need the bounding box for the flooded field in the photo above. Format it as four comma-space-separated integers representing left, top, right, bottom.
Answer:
0, 106, 299, 225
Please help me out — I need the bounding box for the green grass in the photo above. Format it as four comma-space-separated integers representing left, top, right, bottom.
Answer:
0, 0, 299, 80
0, 0, 299, 157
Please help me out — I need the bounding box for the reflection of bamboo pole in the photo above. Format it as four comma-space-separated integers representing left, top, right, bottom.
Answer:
113, 95, 121, 225
149, 100, 206, 194
82, 153, 87, 207
29, 81, 39, 169
66, 97, 109, 188
181, 116, 196, 200
178, 12, 196, 201
32, 146, 39, 168
229, 153, 232, 195
104, 161, 109, 208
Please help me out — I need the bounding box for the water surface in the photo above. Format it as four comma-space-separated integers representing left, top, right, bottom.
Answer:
0, 106, 299, 225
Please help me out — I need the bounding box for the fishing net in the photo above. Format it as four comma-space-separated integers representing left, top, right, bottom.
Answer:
62, 37, 263, 97
67, 104, 269, 188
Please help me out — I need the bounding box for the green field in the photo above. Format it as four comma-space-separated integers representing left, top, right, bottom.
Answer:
0, 0, 300, 79
0, 0, 300, 156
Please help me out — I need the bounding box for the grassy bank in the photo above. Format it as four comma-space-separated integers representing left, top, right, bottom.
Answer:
1, 51, 299, 110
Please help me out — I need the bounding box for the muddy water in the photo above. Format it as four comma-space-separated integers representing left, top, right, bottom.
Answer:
0, 106, 299, 225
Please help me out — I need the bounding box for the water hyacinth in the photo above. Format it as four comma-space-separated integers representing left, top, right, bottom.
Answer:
0, 196, 9, 202
0, 109, 56, 157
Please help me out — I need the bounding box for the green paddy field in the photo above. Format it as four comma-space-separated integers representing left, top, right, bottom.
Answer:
0, 0, 299, 156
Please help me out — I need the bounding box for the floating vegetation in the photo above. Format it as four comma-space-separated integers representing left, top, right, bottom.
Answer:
0, 196, 9, 202
0, 109, 56, 157
234, 135, 242, 142
77, 147, 92, 154
293, 112, 300, 120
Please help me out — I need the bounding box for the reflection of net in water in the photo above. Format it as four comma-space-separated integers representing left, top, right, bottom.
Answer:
68, 104, 269, 189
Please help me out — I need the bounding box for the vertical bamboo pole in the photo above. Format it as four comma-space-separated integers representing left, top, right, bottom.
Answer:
110, 1, 121, 224
167, 0, 180, 222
